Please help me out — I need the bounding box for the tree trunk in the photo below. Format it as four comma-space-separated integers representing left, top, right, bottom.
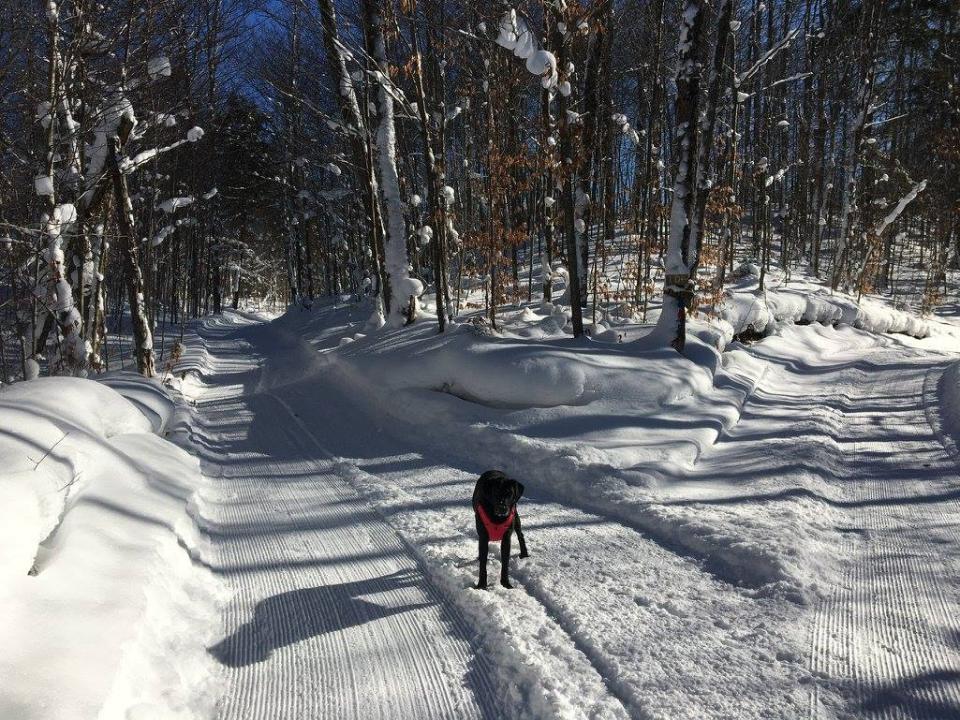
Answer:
108, 136, 155, 377
657, 0, 705, 352
363, 0, 414, 326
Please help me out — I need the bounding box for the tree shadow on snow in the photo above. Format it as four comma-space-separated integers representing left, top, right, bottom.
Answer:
858, 669, 960, 719
208, 568, 435, 667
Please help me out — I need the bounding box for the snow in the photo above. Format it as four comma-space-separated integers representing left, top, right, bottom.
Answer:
24, 358, 40, 380
874, 178, 927, 237
151, 291, 950, 719
371, 34, 416, 325
36, 101, 53, 128
708, 275, 931, 349
525, 50, 558, 89
158, 195, 194, 213
81, 92, 136, 206
147, 55, 171, 79
35, 175, 54, 197
152, 224, 175, 247
7, 276, 958, 720
495, 10, 558, 89
0, 374, 223, 719
6, 181, 960, 720
187, 126, 205, 142
55, 202, 76, 225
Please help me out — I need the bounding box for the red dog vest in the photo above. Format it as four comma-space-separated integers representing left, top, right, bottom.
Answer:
476, 504, 515, 542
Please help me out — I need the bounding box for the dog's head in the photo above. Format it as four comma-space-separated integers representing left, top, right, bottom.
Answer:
480, 471, 525, 519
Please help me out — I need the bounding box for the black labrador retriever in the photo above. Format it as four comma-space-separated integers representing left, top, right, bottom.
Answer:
472, 470, 528, 589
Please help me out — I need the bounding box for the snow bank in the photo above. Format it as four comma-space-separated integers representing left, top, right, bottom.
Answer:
712, 283, 930, 349
938, 360, 960, 455
268, 281, 938, 605
0, 375, 223, 720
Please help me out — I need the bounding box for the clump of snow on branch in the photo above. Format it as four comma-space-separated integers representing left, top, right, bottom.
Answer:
147, 56, 172, 80
495, 10, 558, 89
82, 92, 136, 203
158, 196, 194, 214
35, 175, 54, 197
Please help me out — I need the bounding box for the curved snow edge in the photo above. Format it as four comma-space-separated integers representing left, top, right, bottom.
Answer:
98, 383, 229, 720
934, 360, 960, 459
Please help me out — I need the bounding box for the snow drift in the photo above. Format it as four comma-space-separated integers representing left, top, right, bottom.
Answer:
0, 375, 223, 720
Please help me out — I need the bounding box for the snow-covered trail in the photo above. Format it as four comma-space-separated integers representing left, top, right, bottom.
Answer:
180, 312, 960, 720
181, 317, 499, 720
801, 355, 960, 719
186, 316, 813, 720
689, 331, 960, 719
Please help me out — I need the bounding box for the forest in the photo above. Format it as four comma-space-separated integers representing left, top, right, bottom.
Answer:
0, 0, 956, 380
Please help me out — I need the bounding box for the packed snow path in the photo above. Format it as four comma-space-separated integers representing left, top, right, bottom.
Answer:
180, 312, 960, 720
183, 319, 498, 720
795, 353, 960, 719
691, 332, 960, 719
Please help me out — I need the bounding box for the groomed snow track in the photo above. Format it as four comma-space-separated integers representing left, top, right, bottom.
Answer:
804, 356, 960, 720
181, 316, 499, 720
177, 312, 960, 720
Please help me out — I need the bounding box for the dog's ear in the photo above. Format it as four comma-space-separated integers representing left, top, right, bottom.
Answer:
511, 479, 525, 501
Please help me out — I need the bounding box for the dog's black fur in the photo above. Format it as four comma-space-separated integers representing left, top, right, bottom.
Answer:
473, 470, 528, 589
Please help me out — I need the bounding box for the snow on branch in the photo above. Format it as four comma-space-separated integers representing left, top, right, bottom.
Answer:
119, 126, 205, 174
495, 10, 559, 90
874, 179, 927, 238
737, 27, 800, 86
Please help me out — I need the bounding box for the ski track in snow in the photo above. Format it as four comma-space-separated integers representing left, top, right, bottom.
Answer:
801, 354, 960, 719
181, 320, 500, 720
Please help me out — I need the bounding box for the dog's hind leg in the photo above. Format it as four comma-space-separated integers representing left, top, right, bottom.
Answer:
514, 513, 529, 558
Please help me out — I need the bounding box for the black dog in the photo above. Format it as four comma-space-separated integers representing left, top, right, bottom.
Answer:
472, 470, 528, 589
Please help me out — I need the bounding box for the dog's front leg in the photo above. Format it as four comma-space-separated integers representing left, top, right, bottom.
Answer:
499, 531, 513, 589
475, 528, 489, 590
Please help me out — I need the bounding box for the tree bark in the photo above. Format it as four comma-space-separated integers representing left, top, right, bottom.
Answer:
108, 135, 155, 377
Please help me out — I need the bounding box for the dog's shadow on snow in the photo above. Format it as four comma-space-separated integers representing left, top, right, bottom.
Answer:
208, 568, 434, 667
